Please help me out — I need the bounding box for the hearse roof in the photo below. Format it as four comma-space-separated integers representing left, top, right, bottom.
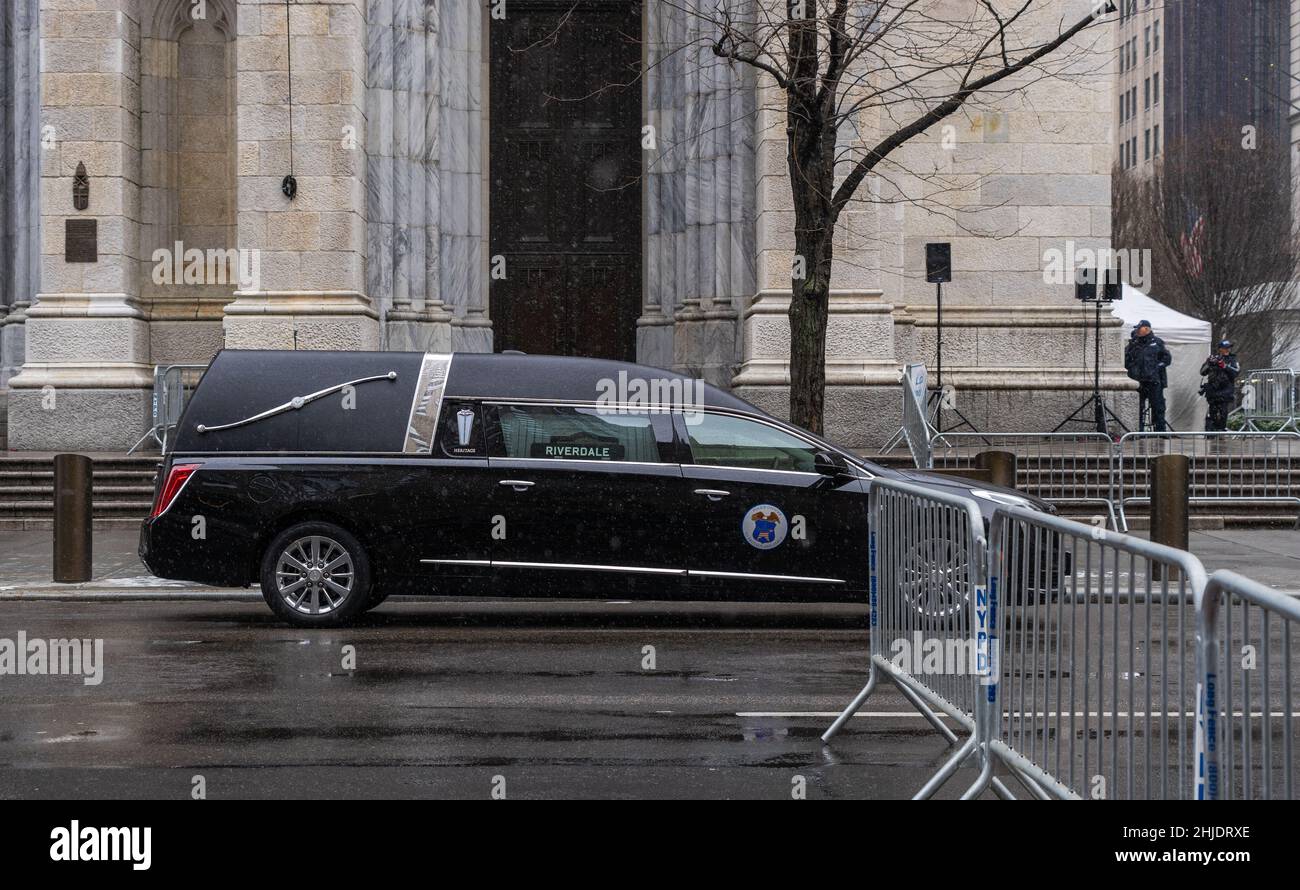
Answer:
172, 350, 763, 454
444, 352, 759, 412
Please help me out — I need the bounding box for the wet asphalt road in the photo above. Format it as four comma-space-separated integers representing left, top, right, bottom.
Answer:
0, 598, 971, 800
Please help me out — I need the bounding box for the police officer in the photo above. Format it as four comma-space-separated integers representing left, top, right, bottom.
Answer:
1124, 319, 1173, 431
1200, 340, 1240, 431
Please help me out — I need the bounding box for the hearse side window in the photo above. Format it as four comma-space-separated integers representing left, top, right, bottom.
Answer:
488, 404, 672, 463
686, 412, 819, 472
436, 400, 486, 457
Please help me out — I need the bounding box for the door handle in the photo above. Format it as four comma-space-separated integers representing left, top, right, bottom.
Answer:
499, 479, 535, 491
693, 488, 731, 501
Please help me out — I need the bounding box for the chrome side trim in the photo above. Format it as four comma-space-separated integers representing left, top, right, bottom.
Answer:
688, 569, 845, 584
196, 372, 398, 434
494, 561, 685, 575
489, 456, 672, 468
419, 558, 844, 584
403, 353, 452, 453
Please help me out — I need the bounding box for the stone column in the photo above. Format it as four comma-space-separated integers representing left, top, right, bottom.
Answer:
443, 0, 489, 352
2, 0, 40, 409
8, 0, 152, 451
224, 0, 378, 349
644, 0, 754, 386
366, 0, 453, 352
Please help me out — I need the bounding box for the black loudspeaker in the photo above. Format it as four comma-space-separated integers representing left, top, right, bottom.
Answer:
1075, 268, 1122, 302
1075, 268, 1096, 302
925, 243, 951, 283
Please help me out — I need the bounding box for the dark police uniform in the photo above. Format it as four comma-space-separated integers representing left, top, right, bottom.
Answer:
1200, 351, 1240, 431
1124, 329, 1173, 431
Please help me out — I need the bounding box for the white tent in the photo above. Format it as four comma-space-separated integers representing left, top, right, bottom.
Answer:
1111, 284, 1213, 431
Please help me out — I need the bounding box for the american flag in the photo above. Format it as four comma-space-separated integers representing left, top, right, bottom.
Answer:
1180, 208, 1206, 278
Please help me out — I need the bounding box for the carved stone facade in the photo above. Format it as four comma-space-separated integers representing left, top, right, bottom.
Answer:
2, 0, 1119, 451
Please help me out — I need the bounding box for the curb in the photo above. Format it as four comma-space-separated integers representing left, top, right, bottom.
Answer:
0, 588, 259, 602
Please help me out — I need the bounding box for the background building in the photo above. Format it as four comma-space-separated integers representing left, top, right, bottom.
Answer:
1114, 0, 1164, 174
0, 0, 1118, 452
1116, 0, 1290, 176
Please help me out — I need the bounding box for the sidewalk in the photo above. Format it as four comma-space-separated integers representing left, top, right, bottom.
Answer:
2, 526, 1299, 598
0, 528, 254, 599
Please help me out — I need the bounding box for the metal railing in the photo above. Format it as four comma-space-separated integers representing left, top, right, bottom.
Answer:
822, 488, 1299, 800
881, 364, 936, 468
820, 477, 1014, 799
1200, 570, 1300, 800
1116, 431, 1300, 531
1236, 368, 1299, 432
932, 432, 1119, 528
988, 506, 1209, 800
127, 363, 208, 454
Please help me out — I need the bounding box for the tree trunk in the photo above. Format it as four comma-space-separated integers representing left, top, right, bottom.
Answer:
788, 226, 833, 435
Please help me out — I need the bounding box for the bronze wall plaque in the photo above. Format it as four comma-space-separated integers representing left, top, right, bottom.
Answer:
65, 218, 98, 263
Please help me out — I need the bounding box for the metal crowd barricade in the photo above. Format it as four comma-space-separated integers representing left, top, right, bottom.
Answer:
932, 432, 1119, 529
1199, 570, 1300, 800
127, 363, 209, 454
1238, 368, 1299, 432
880, 364, 936, 469
1116, 431, 1300, 531
821, 477, 1015, 799
987, 506, 1210, 800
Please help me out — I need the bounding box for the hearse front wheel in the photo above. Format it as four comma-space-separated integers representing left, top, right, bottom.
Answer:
260, 522, 372, 626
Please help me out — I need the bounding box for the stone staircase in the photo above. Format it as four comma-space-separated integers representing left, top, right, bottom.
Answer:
870, 452, 1300, 528
0, 454, 160, 530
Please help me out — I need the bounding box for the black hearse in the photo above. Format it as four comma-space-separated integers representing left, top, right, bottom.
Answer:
139, 350, 1049, 626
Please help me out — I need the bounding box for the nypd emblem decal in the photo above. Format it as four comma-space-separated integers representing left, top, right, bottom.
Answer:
743, 504, 787, 550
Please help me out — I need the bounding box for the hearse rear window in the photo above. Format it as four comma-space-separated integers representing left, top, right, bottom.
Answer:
489, 404, 669, 462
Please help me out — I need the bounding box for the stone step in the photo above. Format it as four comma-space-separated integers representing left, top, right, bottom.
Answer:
0, 484, 154, 498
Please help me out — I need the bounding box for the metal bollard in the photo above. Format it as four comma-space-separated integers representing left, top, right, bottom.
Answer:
53, 453, 93, 583
1150, 453, 1189, 580
975, 450, 1017, 490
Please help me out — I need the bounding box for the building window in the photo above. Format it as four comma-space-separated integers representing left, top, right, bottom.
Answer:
1144, 129, 1151, 160
1145, 26, 1150, 58
1120, 45, 1126, 73
1154, 20, 1160, 53
1154, 125, 1160, 155
1153, 71, 1160, 103
1144, 77, 1150, 108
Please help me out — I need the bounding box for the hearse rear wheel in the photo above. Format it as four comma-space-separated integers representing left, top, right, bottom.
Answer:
260, 522, 372, 627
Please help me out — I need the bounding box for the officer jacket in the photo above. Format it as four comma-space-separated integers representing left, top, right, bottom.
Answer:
1200, 353, 1240, 401
1125, 333, 1172, 387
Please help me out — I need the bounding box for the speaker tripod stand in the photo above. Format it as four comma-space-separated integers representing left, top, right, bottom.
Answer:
928, 279, 979, 434
1053, 291, 1129, 436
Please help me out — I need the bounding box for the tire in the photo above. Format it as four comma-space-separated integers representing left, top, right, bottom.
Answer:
260, 522, 372, 627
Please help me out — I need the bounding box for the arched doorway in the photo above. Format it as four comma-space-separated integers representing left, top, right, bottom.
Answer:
140, 0, 237, 364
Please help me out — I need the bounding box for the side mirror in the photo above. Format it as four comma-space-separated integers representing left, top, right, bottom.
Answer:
813, 449, 848, 477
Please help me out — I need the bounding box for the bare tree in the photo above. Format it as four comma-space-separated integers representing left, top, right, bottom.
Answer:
1113, 129, 1300, 365
666, 0, 1116, 433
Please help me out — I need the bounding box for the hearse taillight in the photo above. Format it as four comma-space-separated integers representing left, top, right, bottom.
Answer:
151, 463, 200, 518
